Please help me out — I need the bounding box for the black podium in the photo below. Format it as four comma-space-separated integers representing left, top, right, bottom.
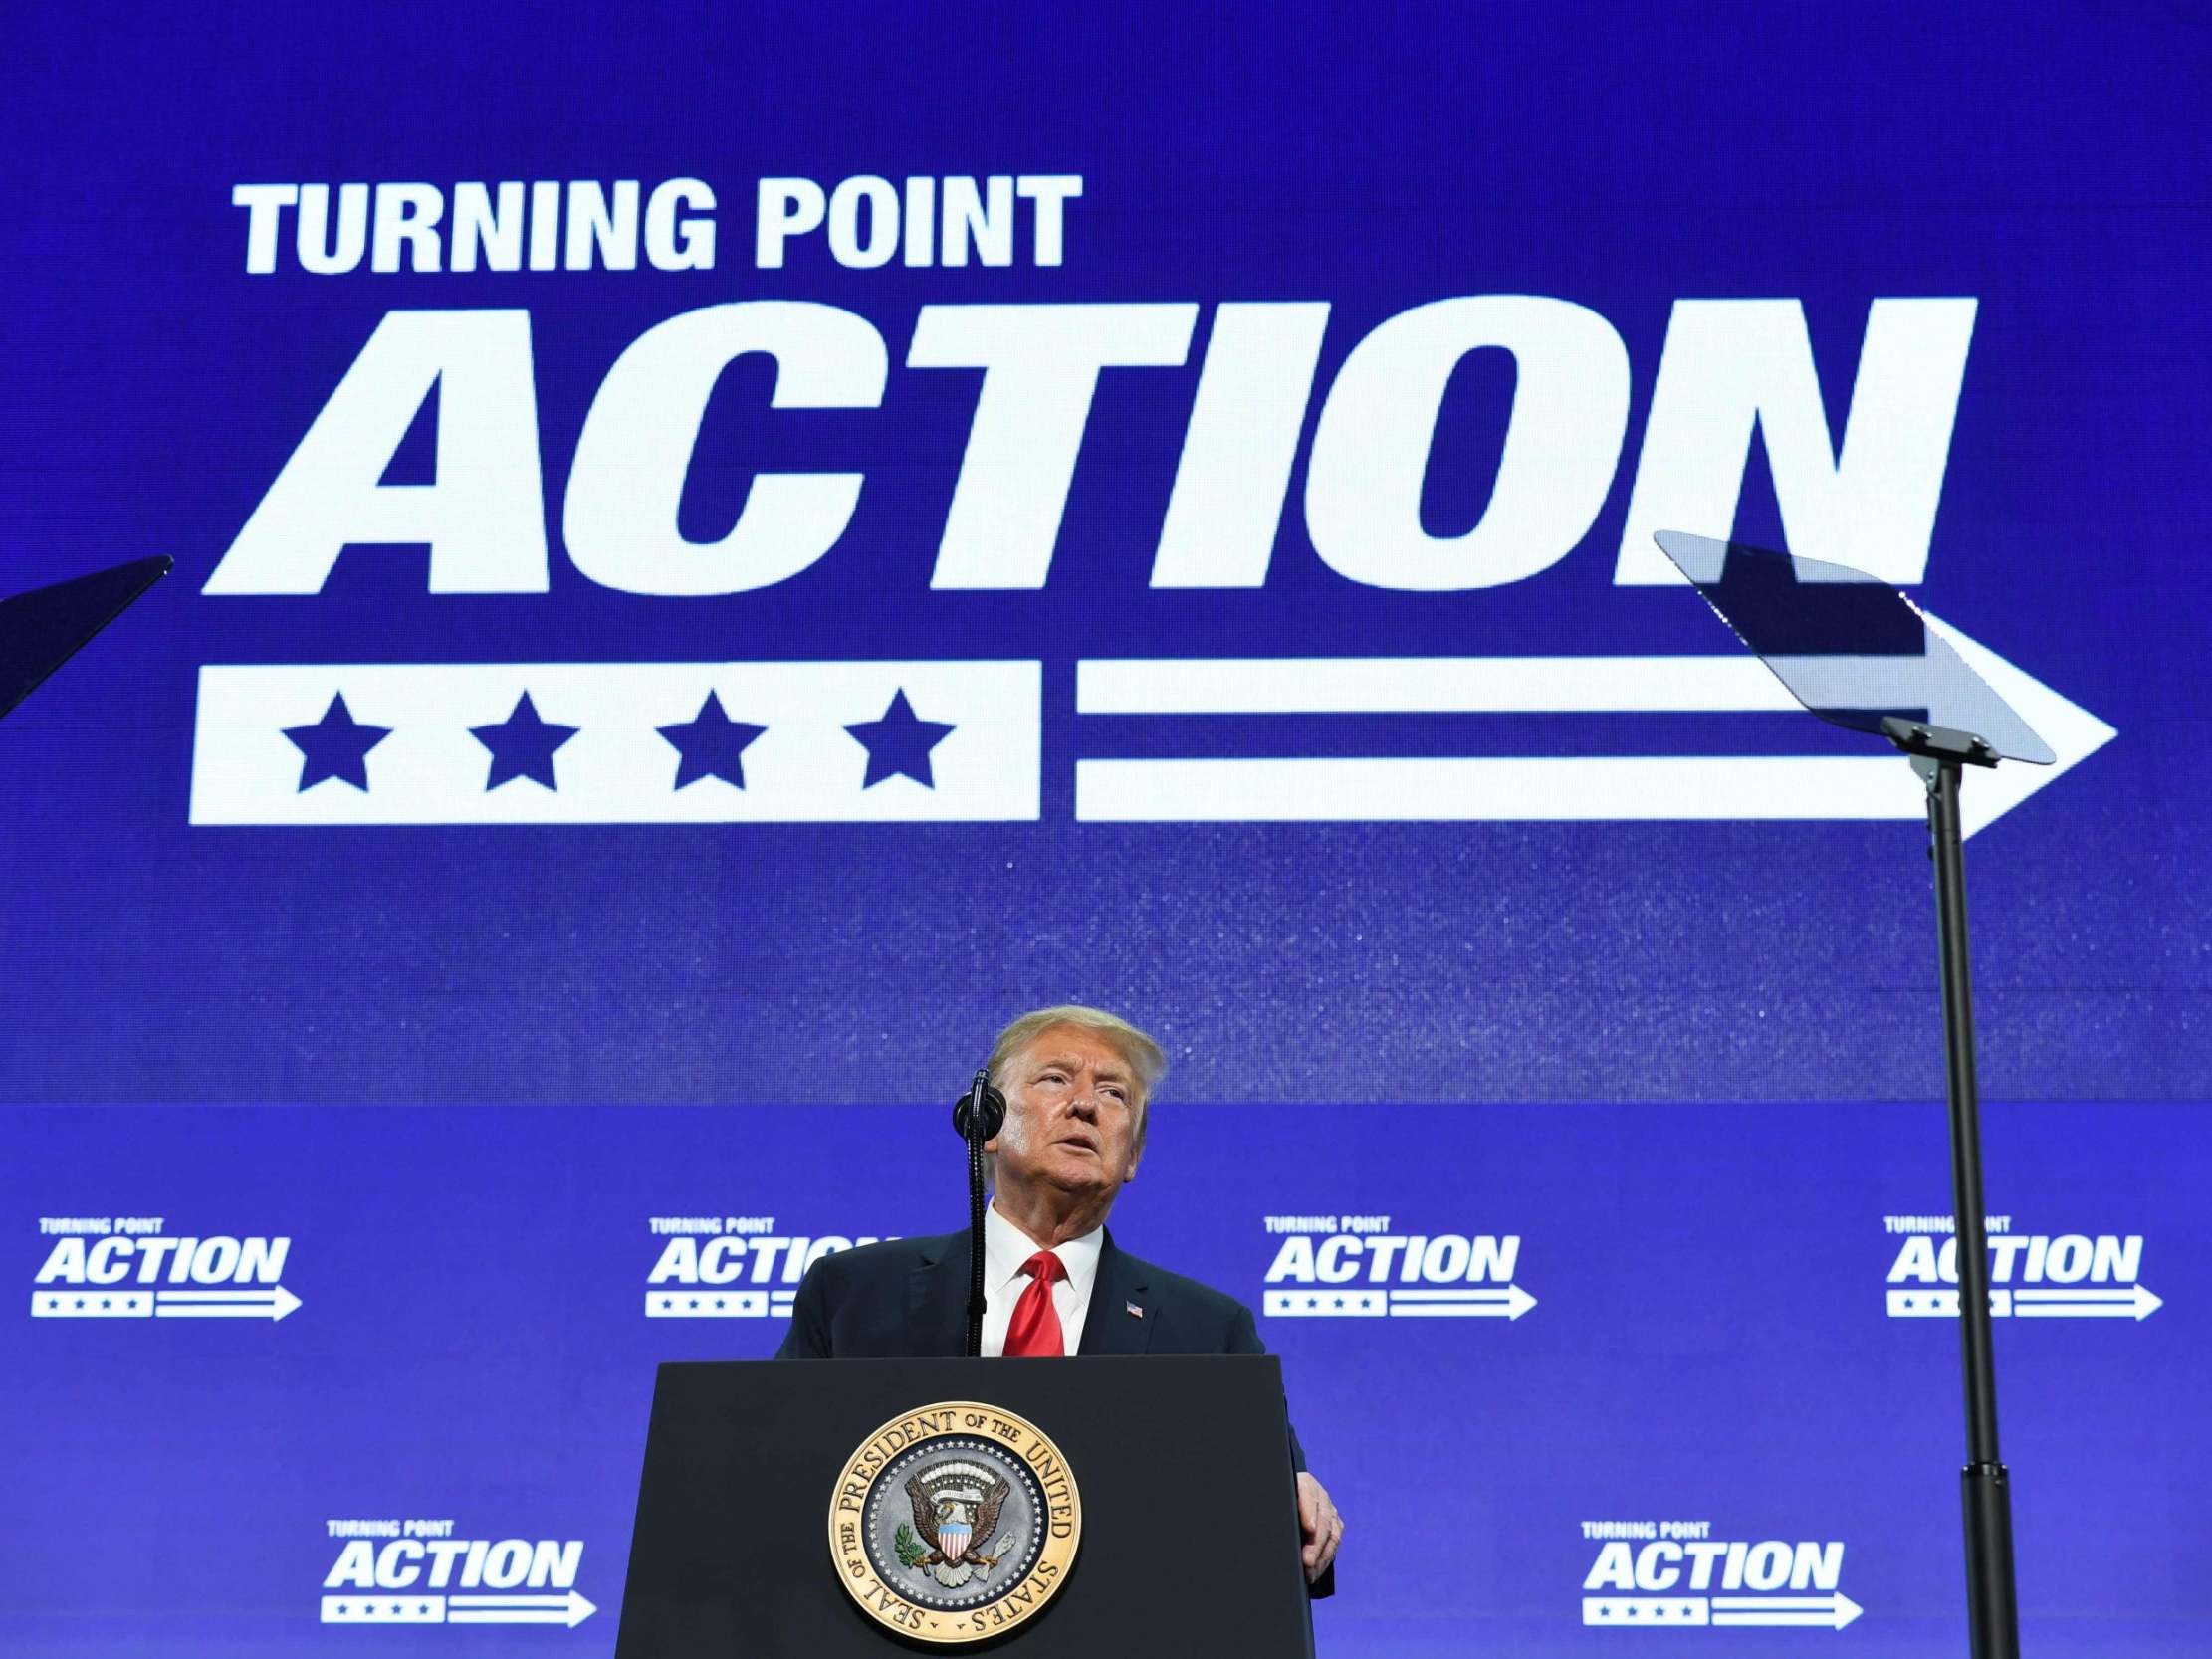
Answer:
615, 1355, 1315, 1656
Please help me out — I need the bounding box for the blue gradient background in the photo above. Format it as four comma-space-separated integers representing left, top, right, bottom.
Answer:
1, 2, 2206, 1653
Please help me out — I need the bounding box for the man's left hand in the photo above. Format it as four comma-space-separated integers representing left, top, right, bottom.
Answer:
1296, 1471, 1343, 1584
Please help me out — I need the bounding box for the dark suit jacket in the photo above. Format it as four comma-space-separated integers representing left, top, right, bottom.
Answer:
776, 1227, 1334, 1597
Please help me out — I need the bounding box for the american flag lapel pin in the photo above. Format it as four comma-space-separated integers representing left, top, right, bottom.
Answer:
1126, 1300, 1145, 1319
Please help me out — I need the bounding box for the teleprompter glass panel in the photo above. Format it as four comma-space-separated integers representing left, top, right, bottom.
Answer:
0, 556, 170, 723
1653, 532, 2053, 764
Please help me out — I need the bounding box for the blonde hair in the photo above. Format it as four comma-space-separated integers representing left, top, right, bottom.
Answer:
986, 1004, 1169, 1124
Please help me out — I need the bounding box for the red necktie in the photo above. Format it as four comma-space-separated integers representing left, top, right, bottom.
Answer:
1002, 1250, 1067, 1357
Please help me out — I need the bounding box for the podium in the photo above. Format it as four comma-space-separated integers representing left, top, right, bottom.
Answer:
615, 1355, 1315, 1656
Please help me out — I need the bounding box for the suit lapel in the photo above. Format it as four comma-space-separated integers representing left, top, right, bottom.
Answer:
1078, 1232, 1156, 1356
908, 1232, 973, 1358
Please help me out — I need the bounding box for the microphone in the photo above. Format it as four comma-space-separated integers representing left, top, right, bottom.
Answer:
952, 1069, 1004, 1358
952, 1072, 1006, 1141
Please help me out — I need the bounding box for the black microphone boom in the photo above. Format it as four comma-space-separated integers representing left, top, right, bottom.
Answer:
952, 1070, 1004, 1357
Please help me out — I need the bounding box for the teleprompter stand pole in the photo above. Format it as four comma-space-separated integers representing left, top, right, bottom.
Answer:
1883, 717, 2021, 1659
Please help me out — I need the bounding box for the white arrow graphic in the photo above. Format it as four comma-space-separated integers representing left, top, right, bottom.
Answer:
153, 1286, 302, 1320
1582, 1592, 1862, 1630
2012, 1285, 2162, 1320
1923, 616, 2115, 837
1075, 625, 2112, 836
319, 1591, 595, 1627
1712, 1592, 1864, 1630
1388, 1286, 1538, 1319
1886, 1285, 2158, 1320
447, 1590, 596, 1626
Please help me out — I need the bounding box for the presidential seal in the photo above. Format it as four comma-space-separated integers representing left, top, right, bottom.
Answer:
828, 1400, 1081, 1644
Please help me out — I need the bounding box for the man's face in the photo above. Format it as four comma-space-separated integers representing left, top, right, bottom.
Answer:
989, 1024, 1146, 1203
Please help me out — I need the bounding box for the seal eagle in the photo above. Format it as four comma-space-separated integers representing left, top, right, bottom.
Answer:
904, 1470, 1012, 1571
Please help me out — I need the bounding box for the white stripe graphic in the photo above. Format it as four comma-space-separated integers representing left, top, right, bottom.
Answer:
191, 662, 1040, 825
1080, 655, 1799, 715
1388, 1285, 1537, 1319
1074, 619, 2114, 836
1389, 1288, 1520, 1300
1083, 653, 2007, 720
1078, 754, 1924, 823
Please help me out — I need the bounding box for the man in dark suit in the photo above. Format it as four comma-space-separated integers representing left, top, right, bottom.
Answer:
779, 1004, 1344, 1592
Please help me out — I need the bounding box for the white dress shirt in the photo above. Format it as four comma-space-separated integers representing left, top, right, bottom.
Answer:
980, 1201, 1103, 1357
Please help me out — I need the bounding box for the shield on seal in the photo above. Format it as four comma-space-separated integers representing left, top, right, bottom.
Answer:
938, 1515, 973, 1562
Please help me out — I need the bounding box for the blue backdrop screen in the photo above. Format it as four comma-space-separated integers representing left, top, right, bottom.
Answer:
3, 4, 2207, 1654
